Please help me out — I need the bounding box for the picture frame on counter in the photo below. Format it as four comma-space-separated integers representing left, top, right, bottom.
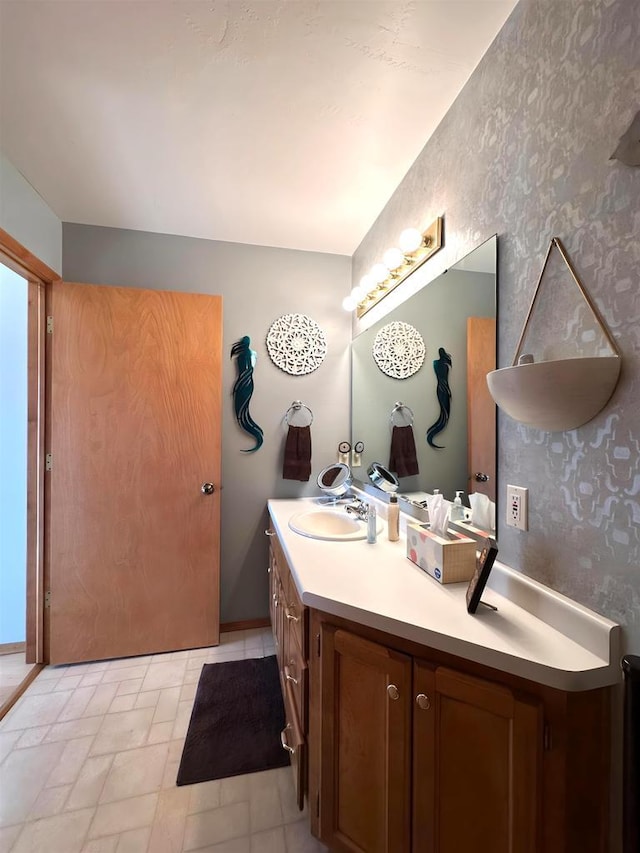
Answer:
466, 537, 499, 614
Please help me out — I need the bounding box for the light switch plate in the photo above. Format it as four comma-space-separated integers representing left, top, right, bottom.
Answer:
506, 485, 528, 531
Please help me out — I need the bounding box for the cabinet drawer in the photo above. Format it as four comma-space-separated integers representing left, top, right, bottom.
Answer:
283, 572, 307, 659
271, 530, 308, 659
283, 647, 308, 733
282, 678, 306, 811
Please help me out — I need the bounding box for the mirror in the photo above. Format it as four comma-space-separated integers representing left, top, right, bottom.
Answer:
316, 462, 353, 502
351, 236, 497, 510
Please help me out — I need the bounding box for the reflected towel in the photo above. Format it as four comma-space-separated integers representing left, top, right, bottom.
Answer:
283, 425, 312, 481
389, 425, 419, 478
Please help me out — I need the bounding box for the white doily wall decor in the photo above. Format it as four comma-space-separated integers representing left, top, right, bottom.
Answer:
373, 322, 426, 379
266, 313, 327, 375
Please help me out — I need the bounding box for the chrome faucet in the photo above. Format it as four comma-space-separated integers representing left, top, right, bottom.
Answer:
345, 497, 368, 521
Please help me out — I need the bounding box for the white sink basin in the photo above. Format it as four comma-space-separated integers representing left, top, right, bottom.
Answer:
288, 508, 382, 541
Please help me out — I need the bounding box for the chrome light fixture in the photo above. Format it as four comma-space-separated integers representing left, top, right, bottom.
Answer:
342, 216, 443, 317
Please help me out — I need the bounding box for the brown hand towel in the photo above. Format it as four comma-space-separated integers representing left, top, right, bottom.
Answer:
283, 425, 312, 481
389, 425, 419, 478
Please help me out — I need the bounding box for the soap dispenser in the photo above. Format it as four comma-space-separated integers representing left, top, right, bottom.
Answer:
451, 490, 465, 522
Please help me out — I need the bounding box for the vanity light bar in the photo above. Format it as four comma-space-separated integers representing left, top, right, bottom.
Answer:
355, 217, 443, 318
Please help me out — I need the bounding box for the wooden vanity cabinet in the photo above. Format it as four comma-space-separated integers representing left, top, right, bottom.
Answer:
267, 527, 309, 809
309, 611, 610, 853
266, 523, 610, 852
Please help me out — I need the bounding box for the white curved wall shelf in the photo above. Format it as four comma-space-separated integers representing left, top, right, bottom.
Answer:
487, 356, 621, 432
487, 237, 622, 432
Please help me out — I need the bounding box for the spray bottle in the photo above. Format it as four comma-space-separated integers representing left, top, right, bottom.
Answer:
451, 490, 465, 522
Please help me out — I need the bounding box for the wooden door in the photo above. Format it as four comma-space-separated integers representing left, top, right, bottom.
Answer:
47, 283, 222, 664
319, 626, 412, 853
467, 317, 496, 501
413, 662, 541, 853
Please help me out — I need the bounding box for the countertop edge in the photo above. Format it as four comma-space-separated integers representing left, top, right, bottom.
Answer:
300, 590, 618, 692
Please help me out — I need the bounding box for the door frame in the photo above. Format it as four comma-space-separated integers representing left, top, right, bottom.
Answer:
0, 227, 59, 665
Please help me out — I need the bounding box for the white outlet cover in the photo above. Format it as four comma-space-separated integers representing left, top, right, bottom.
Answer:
506, 484, 528, 531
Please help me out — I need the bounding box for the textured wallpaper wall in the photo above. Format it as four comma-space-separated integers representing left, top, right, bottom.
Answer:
353, 0, 640, 654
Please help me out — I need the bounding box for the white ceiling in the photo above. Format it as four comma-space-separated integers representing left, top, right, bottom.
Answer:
0, 1, 518, 256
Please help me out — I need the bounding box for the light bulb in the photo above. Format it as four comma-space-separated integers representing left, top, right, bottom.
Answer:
359, 274, 374, 292
398, 227, 423, 253
371, 262, 389, 284
383, 247, 405, 271
342, 295, 357, 312
350, 284, 365, 301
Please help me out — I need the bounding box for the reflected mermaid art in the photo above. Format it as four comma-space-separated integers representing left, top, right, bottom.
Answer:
426, 347, 452, 449
230, 336, 264, 453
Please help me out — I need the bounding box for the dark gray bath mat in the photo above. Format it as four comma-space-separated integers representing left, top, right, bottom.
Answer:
176, 654, 289, 786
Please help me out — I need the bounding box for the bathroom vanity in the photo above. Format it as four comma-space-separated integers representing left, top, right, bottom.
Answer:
266, 497, 620, 853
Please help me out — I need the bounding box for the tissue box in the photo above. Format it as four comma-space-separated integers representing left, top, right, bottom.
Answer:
406, 523, 477, 583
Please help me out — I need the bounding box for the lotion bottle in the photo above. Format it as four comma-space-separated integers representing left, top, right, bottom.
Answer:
367, 505, 377, 544
387, 494, 399, 541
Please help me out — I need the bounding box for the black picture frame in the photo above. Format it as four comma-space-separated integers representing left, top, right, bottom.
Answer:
466, 537, 498, 614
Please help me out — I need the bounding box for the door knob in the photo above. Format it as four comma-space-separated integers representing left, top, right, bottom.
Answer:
387, 684, 400, 701
474, 472, 489, 482
201, 482, 215, 495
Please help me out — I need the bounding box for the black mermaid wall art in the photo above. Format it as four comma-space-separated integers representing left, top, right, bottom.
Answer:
426, 347, 452, 449
230, 336, 264, 453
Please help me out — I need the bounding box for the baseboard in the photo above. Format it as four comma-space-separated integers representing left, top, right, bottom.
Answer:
0, 642, 26, 656
220, 618, 270, 633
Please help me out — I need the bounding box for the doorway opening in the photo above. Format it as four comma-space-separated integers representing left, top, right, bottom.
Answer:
0, 254, 46, 718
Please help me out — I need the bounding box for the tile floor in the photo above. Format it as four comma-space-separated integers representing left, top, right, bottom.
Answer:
0, 654, 35, 709
0, 629, 328, 853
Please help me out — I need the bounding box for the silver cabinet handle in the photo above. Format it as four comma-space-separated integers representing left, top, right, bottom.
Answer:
474, 472, 490, 482
284, 664, 298, 685
201, 482, 215, 495
416, 693, 431, 710
280, 725, 296, 754
387, 684, 400, 701
265, 529, 276, 536
285, 607, 299, 623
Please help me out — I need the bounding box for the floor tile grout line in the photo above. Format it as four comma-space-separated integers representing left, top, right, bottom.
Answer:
2, 629, 299, 852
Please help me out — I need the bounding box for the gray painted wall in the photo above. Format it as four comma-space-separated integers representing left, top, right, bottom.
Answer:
353, 0, 640, 657
62, 224, 351, 623
0, 153, 62, 274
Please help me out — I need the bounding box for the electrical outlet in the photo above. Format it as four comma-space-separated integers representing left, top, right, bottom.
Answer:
506, 485, 528, 531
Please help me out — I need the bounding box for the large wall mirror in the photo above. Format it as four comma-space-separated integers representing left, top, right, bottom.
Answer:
351, 235, 497, 508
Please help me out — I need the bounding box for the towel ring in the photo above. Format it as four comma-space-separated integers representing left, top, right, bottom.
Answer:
285, 400, 314, 427
390, 402, 414, 427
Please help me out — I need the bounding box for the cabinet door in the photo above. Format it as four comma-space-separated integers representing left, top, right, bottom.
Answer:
319, 626, 412, 853
413, 662, 541, 853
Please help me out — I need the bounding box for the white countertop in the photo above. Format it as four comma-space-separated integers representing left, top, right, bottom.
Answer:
267, 498, 620, 692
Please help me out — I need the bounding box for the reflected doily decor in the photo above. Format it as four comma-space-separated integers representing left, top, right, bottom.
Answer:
266, 313, 327, 375
373, 322, 426, 379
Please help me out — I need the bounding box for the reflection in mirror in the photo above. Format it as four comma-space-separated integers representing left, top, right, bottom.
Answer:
351, 236, 497, 511
367, 462, 400, 493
